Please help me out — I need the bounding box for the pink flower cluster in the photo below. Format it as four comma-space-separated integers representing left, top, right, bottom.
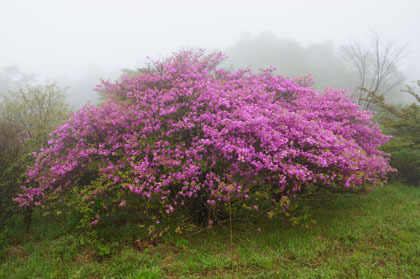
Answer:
15, 50, 393, 220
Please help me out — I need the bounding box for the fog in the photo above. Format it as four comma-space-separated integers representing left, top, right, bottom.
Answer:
1, 0, 419, 108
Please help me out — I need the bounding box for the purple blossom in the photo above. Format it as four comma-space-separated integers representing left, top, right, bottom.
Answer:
15, 50, 394, 222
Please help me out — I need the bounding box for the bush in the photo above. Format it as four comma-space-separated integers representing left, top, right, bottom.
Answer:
388, 148, 420, 186
15, 50, 393, 226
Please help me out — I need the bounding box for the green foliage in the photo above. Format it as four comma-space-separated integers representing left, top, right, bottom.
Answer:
0, 81, 70, 150
0, 122, 29, 227
0, 81, 70, 226
96, 242, 113, 257
1, 184, 419, 278
366, 81, 420, 186
126, 268, 161, 279
0, 226, 12, 258
388, 148, 420, 186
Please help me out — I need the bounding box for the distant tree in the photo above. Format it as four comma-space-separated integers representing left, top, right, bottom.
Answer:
225, 33, 311, 76
0, 81, 70, 149
0, 66, 36, 95
306, 40, 355, 91
225, 33, 354, 91
0, 81, 70, 228
63, 65, 105, 108
340, 30, 407, 109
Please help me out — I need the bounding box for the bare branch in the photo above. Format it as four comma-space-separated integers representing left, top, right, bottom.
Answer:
340, 30, 407, 109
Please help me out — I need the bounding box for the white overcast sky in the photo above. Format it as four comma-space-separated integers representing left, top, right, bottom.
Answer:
1, 0, 419, 80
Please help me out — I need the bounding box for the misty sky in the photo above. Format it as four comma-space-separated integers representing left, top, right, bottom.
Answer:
1, 0, 419, 81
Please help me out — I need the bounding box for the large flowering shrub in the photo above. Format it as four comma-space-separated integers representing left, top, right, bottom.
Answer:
15, 51, 393, 225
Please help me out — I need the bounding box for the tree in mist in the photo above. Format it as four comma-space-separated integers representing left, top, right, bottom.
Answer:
0, 81, 70, 149
225, 33, 354, 91
0, 81, 70, 227
62, 65, 106, 108
0, 66, 36, 95
225, 33, 310, 76
340, 30, 407, 109
305, 41, 355, 91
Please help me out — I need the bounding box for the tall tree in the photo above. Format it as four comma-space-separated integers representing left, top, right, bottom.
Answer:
340, 30, 407, 109
0, 66, 36, 95
0, 81, 70, 227
0, 81, 70, 149
225, 33, 355, 91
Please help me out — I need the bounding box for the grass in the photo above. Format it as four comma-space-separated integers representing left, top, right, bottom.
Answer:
1, 183, 419, 278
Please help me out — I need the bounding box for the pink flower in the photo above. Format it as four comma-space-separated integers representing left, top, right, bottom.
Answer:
118, 200, 126, 207
16, 50, 393, 225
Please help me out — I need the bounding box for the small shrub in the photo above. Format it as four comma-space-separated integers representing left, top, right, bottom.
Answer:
388, 148, 420, 186
96, 242, 112, 257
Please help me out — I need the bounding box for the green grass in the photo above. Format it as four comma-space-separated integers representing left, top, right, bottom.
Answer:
1, 184, 419, 278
